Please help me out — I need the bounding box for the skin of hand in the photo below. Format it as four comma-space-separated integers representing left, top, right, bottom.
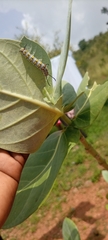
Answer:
0, 149, 28, 228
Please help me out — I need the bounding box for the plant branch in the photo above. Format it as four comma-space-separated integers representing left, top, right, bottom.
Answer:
60, 114, 72, 126
80, 132, 108, 170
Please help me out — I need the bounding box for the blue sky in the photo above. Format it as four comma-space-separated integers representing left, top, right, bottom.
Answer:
0, 0, 108, 50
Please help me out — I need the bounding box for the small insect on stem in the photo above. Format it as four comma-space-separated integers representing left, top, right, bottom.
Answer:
19, 47, 56, 84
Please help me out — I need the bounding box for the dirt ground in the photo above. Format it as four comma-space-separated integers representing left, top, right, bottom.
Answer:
1, 175, 108, 240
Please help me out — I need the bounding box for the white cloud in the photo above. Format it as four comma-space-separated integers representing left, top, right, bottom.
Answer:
21, 14, 35, 35
74, 12, 84, 22
20, 12, 52, 47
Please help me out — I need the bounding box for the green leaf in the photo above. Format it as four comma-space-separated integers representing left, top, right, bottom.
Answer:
62, 218, 81, 240
77, 72, 89, 95
65, 125, 80, 145
54, 0, 72, 101
3, 131, 68, 228
62, 82, 84, 113
74, 81, 108, 128
62, 82, 77, 108
20, 36, 53, 92
102, 170, 108, 183
0, 38, 63, 153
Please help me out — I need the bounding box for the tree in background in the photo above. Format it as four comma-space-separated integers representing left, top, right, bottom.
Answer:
101, 7, 108, 14
101, 7, 108, 25
78, 39, 87, 51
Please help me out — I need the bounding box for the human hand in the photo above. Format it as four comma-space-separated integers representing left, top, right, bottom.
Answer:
0, 149, 28, 228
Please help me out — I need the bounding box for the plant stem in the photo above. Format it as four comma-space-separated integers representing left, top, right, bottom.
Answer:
60, 114, 72, 126
80, 132, 108, 170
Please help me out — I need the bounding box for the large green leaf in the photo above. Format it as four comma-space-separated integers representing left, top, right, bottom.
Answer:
0, 38, 63, 153
3, 130, 69, 228
74, 81, 108, 128
62, 218, 81, 240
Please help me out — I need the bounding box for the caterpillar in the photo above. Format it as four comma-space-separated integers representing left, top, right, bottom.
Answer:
19, 47, 56, 82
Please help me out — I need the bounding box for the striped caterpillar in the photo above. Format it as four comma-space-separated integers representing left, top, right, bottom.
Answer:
19, 47, 56, 82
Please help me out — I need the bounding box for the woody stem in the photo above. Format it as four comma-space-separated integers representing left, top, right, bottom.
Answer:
80, 132, 108, 170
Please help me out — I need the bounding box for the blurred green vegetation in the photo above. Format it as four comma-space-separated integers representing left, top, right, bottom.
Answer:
73, 31, 108, 86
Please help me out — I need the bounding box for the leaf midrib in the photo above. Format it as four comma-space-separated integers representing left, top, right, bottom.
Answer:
0, 89, 63, 115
